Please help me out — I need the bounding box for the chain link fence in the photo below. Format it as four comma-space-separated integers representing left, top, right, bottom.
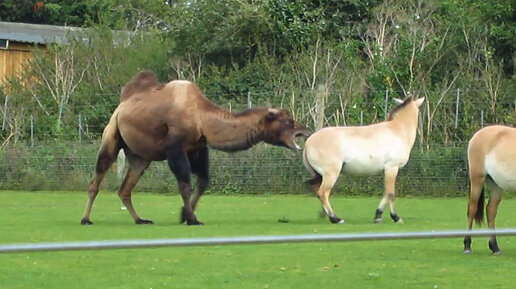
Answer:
0, 140, 471, 197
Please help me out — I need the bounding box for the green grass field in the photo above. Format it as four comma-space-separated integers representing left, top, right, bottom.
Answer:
1, 191, 515, 289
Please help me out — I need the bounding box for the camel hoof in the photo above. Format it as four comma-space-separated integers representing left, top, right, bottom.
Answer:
463, 249, 472, 254
187, 220, 204, 226
80, 219, 93, 225
135, 218, 154, 225
374, 218, 383, 224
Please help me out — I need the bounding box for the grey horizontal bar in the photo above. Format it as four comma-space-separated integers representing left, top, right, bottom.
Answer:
1, 229, 515, 253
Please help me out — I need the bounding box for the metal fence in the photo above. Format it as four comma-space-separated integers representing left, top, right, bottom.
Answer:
0, 141, 471, 197
1, 229, 515, 253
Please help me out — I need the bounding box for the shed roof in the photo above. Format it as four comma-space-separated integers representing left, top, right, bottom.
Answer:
0, 21, 130, 46
0, 21, 81, 45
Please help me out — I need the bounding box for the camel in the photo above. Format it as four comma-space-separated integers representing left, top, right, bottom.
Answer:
80, 70, 310, 225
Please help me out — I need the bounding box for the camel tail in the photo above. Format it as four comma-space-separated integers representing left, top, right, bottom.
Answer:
120, 70, 161, 102
474, 186, 485, 226
303, 149, 322, 191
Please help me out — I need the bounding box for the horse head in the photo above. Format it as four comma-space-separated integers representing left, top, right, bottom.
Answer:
263, 109, 311, 151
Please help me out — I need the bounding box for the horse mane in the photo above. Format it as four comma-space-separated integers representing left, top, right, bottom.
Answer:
387, 98, 412, 121
120, 70, 161, 102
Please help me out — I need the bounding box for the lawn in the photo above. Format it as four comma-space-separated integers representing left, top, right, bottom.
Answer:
0, 191, 515, 289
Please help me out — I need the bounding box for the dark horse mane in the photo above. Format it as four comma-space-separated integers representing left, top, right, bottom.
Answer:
387, 98, 412, 121
120, 70, 161, 102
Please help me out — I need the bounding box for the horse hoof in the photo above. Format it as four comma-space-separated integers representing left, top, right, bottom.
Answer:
374, 218, 382, 224
81, 219, 93, 225
492, 250, 502, 256
135, 218, 154, 225
463, 249, 472, 254
329, 216, 344, 224
395, 218, 404, 224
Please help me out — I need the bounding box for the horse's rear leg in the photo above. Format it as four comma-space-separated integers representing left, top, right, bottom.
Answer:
375, 167, 401, 223
81, 134, 122, 225
486, 182, 503, 255
118, 151, 151, 224
317, 172, 342, 224
463, 173, 485, 254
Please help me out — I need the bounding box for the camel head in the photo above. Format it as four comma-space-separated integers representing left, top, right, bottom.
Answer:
263, 109, 311, 151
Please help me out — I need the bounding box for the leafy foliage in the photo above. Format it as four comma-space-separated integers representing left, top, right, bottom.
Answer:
0, 0, 514, 146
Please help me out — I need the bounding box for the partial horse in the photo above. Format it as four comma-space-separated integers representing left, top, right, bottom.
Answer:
303, 97, 424, 224
81, 70, 310, 225
463, 125, 516, 255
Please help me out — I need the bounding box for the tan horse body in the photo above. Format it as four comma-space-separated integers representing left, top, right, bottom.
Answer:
463, 125, 516, 254
81, 70, 309, 225
303, 98, 424, 223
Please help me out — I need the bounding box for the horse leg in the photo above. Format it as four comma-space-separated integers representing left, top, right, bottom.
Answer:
81, 129, 122, 225
375, 167, 401, 223
183, 147, 210, 223
166, 143, 202, 225
486, 182, 503, 255
317, 171, 342, 224
463, 173, 485, 254
118, 150, 151, 224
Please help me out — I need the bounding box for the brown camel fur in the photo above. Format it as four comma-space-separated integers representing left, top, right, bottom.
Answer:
81, 70, 310, 225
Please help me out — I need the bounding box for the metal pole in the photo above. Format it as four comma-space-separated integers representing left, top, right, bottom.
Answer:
30, 115, 34, 147
1, 229, 515, 253
78, 113, 82, 142
454, 88, 460, 129
384, 88, 389, 120
2, 95, 8, 130
360, 111, 363, 125
481, 110, 484, 128
247, 91, 252, 108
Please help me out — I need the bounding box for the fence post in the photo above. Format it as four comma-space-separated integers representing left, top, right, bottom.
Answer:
2, 95, 8, 131
360, 111, 364, 126
78, 114, 82, 142
30, 114, 34, 147
315, 84, 326, 130
247, 91, 252, 108
454, 88, 460, 129
480, 110, 484, 128
384, 88, 389, 120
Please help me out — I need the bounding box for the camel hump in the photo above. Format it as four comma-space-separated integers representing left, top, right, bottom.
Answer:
120, 70, 161, 102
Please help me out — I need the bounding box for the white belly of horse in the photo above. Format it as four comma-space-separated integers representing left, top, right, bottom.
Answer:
342, 160, 385, 176
485, 153, 516, 192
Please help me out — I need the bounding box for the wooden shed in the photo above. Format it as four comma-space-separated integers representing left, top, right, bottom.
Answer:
0, 21, 78, 87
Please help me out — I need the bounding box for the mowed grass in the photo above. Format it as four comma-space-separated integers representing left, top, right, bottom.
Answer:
1, 191, 515, 289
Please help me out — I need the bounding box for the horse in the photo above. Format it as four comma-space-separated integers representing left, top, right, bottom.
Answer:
303, 97, 425, 224
463, 125, 516, 255
80, 70, 310, 226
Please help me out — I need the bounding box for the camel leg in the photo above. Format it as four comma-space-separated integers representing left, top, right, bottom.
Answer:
188, 147, 210, 219
317, 171, 342, 224
486, 181, 503, 255
118, 150, 151, 224
81, 129, 122, 225
166, 143, 202, 225
463, 173, 485, 254
374, 166, 401, 223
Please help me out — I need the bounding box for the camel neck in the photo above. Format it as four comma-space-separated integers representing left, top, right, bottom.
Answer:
200, 107, 268, 151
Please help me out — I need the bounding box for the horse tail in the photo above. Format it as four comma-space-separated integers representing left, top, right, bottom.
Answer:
303, 149, 322, 191
474, 186, 485, 226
